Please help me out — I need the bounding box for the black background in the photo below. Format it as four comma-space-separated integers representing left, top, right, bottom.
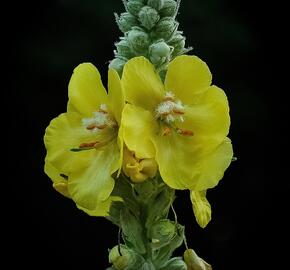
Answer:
8, 0, 287, 269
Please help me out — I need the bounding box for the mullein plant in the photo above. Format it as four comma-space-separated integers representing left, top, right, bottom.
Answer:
44, 0, 233, 269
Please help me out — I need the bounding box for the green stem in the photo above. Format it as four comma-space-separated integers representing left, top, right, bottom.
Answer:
107, 175, 187, 269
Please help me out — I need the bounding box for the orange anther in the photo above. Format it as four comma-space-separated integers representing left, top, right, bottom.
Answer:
173, 109, 185, 115
162, 127, 172, 136
79, 141, 98, 148
86, 124, 97, 130
177, 128, 194, 136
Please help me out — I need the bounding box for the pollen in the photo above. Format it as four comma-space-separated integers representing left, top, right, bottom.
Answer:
155, 92, 185, 124
82, 104, 117, 132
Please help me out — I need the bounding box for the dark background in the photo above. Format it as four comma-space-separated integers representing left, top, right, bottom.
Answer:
8, 0, 287, 269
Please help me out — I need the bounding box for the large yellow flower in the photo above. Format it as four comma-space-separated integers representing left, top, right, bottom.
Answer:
121, 55, 233, 192
44, 63, 124, 215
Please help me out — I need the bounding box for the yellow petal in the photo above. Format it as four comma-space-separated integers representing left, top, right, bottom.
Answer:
193, 138, 233, 191
44, 161, 71, 198
77, 196, 122, 217
122, 57, 164, 111
67, 63, 108, 116
44, 112, 96, 174
152, 132, 198, 190
181, 85, 230, 156
108, 69, 125, 125
190, 191, 211, 228
117, 125, 124, 177
122, 104, 157, 159
165, 55, 212, 104
68, 141, 119, 210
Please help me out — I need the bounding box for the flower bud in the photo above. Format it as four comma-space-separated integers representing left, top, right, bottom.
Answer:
117, 12, 139, 33
184, 249, 212, 270
138, 6, 160, 30
159, 0, 177, 17
109, 58, 127, 74
169, 32, 185, 48
160, 257, 187, 270
127, 27, 150, 53
109, 245, 145, 270
168, 32, 186, 56
115, 38, 134, 58
109, 246, 129, 270
122, 147, 158, 183
149, 220, 176, 249
53, 181, 71, 198
147, 0, 165, 11
149, 40, 171, 65
154, 17, 177, 40
127, 0, 144, 16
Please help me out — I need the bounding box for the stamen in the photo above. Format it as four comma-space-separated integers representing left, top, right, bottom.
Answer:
79, 141, 99, 148
176, 128, 194, 137
162, 126, 172, 136
173, 109, 185, 115
86, 124, 97, 130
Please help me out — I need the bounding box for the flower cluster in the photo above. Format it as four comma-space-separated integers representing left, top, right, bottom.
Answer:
44, 55, 232, 227
110, 0, 192, 74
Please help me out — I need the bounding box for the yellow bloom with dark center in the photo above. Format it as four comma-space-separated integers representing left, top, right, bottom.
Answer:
44, 63, 124, 215
121, 55, 233, 193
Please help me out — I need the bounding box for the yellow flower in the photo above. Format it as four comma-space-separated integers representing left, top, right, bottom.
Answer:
121, 55, 233, 192
44, 63, 124, 215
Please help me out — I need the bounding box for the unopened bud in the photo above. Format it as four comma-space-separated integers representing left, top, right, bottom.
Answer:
127, 27, 150, 53
115, 38, 134, 58
122, 147, 158, 183
117, 12, 138, 33
127, 0, 144, 16
159, 0, 177, 17
150, 220, 176, 248
109, 58, 127, 75
147, 0, 165, 11
169, 32, 186, 56
138, 6, 160, 30
109, 246, 129, 270
184, 249, 212, 270
53, 181, 71, 198
109, 245, 145, 270
149, 40, 171, 65
155, 17, 177, 40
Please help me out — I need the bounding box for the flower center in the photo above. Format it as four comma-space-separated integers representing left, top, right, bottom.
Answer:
71, 104, 117, 152
155, 92, 185, 124
82, 104, 117, 133
155, 92, 193, 137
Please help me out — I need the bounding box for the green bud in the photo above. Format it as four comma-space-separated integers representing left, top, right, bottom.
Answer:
160, 257, 187, 270
149, 41, 171, 65
184, 249, 212, 270
117, 12, 139, 33
109, 245, 145, 270
109, 58, 127, 75
127, 27, 150, 53
150, 40, 171, 57
149, 220, 176, 249
115, 38, 134, 58
154, 17, 177, 40
138, 6, 160, 30
147, 0, 165, 11
109, 246, 129, 270
159, 0, 177, 17
127, 1, 145, 16
168, 32, 186, 56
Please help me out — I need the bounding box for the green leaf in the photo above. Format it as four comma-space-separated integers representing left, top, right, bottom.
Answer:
120, 207, 146, 254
